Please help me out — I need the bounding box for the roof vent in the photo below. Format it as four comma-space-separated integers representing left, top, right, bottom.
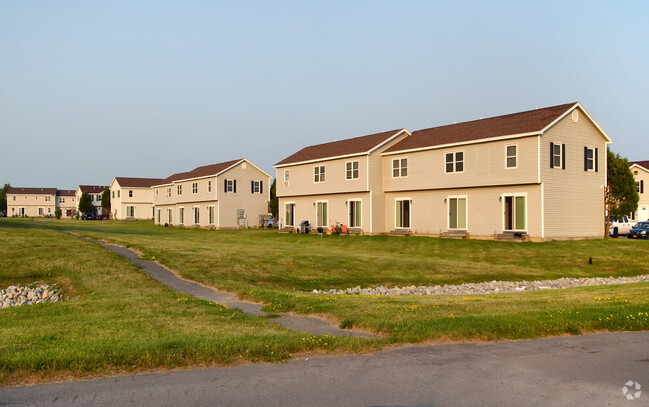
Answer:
571, 110, 579, 123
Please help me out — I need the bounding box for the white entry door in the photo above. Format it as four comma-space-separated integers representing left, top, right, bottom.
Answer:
640, 205, 649, 222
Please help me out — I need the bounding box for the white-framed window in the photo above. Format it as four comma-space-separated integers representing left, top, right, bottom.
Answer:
60, 198, 65, 203
155, 190, 158, 198
12, 196, 15, 201
346, 161, 359, 179
550, 142, 564, 169
225, 179, 235, 193
395, 199, 411, 229
637, 181, 644, 194
208, 180, 212, 192
448, 196, 467, 230
45, 196, 51, 202
208, 206, 215, 224
48, 208, 51, 213
193, 207, 200, 224
284, 170, 290, 183
503, 194, 526, 231
314, 166, 325, 183
126, 206, 135, 217
127, 190, 132, 198
156, 209, 161, 224
167, 188, 172, 197
112, 191, 115, 199
177, 185, 182, 195
168, 208, 173, 224
96, 195, 101, 201
117, 190, 120, 198
192, 182, 198, 194
445, 151, 464, 173
316, 201, 328, 228
38, 208, 44, 216
506, 145, 517, 169
179, 207, 184, 224
584, 147, 598, 172
251, 180, 260, 193
392, 158, 407, 178
284, 203, 295, 227
349, 200, 361, 228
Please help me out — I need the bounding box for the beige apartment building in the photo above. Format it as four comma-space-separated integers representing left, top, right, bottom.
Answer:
56, 190, 77, 218
75, 185, 106, 216
153, 159, 271, 228
7, 187, 57, 217
629, 160, 649, 222
275, 102, 611, 241
110, 177, 162, 220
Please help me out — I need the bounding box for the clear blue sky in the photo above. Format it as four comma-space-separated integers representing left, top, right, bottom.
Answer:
1, 1, 648, 189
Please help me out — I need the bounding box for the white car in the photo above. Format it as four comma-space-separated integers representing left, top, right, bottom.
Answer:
609, 216, 636, 238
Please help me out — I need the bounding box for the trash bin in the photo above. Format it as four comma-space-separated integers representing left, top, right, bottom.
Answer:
300, 220, 310, 234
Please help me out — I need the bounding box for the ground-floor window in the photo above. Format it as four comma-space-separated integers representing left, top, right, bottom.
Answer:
396, 199, 411, 229
209, 206, 215, 224
504, 195, 526, 231
448, 197, 467, 229
179, 208, 184, 224
193, 207, 200, 224
168, 208, 173, 223
156, 209, 161, 224
349, 200, 361, 228
38, 208, 44, 216
316, 201, 328, 227
285, 203, 295, 227
126, 206, 135, 217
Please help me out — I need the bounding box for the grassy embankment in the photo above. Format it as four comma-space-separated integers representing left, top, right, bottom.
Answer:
2, 218, 649, 384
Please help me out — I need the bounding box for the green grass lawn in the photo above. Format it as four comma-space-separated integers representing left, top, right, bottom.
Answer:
2, 218, 649, 384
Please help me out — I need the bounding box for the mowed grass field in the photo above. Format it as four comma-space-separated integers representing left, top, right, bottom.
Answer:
2, 217, 649, 384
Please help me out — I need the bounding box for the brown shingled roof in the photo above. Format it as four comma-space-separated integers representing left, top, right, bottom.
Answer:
56, 190, 76, 197
7, 187, 57, 195
630, 160, 649, 171
274, 129, 406, 166
155, 159, 244, 186
78, 185, 107, 194
115, 177, 164, 188
384, 103, 577, 153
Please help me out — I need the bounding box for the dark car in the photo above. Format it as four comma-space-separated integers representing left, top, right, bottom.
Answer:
80, 212, 95, 220
627, 221, 649, 239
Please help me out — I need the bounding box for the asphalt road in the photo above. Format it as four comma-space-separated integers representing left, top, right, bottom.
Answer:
2, 331, 648, 406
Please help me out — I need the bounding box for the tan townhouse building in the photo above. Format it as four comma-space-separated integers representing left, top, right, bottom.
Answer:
7, 187, 57, 217
110, 177, 162, 220
153, 159, 271, 229
56, 190, 77, 218
274, 129, 410, 234
629, 160, 649, 222
75, 185, 107, 216
275, 102, 611, 241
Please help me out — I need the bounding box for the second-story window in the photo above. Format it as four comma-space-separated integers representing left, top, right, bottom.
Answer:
314, 166, 325, 183
584, 147, 598, 172
346, 161, 359, 179
192, 182, 198, 194
392, 158, 407, 177
208, 180, 212, 192
550, 142, 565, 169
117, 190, 120, 198
177, 185, 182, 195
445, 152, 464, 173
506, 145, 517, 168
128, 190, 133, 198
167, 188, 172, 197
284, 170, 290, 183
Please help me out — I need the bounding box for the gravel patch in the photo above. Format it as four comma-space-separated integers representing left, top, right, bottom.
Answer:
312, 275, 649, 296
1, 284, 60, 309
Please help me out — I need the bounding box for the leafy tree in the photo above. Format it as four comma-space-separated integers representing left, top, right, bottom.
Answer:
268, 178, 278, 218
101, 186, 111, 218
605, 149, 639, 235
78, 192, 93, 214
55, 208, 62, 219
0, 183, 10, 214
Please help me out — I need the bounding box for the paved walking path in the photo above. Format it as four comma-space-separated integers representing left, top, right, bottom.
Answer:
2, 331, 648, 406
69, 233, 373, 338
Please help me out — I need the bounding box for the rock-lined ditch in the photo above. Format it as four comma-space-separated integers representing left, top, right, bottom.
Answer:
1, 284, 60, 309
312, 274, 649, 297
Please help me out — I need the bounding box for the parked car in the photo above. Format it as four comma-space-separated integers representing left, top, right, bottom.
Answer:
80, 212, 95, 220
627, 221, 649, 239
609, 216, 636, 237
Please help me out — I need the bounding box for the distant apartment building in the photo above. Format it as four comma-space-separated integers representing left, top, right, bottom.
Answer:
6, 187, 57, 217
75, 185, 107, 216
629, 160, 649, 222
109, 177, 162, 220
56, 190, 77, 218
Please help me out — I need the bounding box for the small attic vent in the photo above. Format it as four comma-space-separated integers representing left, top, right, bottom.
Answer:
571, 110, 579, 123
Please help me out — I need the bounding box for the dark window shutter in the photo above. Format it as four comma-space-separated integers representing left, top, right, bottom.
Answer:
260, 181, 263, 194
233, 180, 237, 193
642, 180, 645, 194
550, 142, 554, 168
224, 179, 228, 192
251, 181, 254, 193
562, 144, 566, 169
584, 147, 588, 171
595, 148, 598, 172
